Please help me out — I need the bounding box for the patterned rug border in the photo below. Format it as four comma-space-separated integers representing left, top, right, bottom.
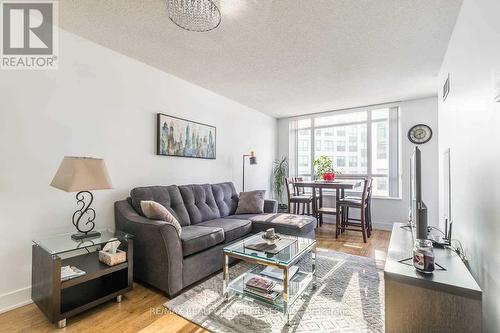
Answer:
164, 250, 385, 333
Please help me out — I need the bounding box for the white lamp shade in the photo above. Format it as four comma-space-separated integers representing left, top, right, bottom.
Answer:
50, 157, 112, 192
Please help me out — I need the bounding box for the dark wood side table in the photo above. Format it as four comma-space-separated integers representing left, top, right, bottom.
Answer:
31, 230, 134, 328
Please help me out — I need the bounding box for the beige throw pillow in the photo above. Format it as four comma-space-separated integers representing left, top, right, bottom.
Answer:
235, 190, 266, 214
140, 200, 182, 236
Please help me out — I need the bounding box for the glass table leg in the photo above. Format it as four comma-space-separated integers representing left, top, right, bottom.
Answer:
312, 244, 317, 289
223, 253, 229, 301
283, 266, 290, 325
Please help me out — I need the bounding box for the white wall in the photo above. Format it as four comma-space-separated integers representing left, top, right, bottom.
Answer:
0, 29, 277, 312
277, 97, 439, 230
438, 0, 500, 331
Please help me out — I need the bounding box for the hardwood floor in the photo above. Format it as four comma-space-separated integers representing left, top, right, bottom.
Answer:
0, 224, 390, 333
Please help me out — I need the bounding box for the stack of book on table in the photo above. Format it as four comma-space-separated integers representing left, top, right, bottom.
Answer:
260, 265, 299, 280
244, 276, 281, 301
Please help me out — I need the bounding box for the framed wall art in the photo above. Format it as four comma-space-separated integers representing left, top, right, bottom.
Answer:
157, 113, 216, 159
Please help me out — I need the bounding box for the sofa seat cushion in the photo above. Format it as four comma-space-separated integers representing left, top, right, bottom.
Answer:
180, 225, 225, 257
197, 218, 252, 243
230, 213, 316, 238
224, 214, 263, 221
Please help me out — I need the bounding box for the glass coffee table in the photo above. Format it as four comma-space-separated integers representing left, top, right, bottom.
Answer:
223, 232, 316, 324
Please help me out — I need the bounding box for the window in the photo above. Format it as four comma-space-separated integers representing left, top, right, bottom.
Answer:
348, 135, 357, 152
376, 122, 387, 159
361, 156, 367, 167
377, 178, 388, 191
315, 140, 321, 151
296, 127, 311, 176
336, 141, 346, 152
324, 128, 334, 136
324, 140, 334, 152
298, 139, 309, 151
299, 156, 309, 167
290, 106, 399, 197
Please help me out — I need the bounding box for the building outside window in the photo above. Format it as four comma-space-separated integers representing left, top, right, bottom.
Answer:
298, 139, 309, 151
377, 122, 388, 159
336, 141, 346, 152
361, 155, 367, 167
324, 140, 334, 152
299, 155, 309, 167
349, 135, 358, 152
315, 140, 321, 151
290, 106, 399, 197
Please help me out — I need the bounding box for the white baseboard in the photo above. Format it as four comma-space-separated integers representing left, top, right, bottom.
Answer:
371, 221, 394, 231
0, 286, 32, 314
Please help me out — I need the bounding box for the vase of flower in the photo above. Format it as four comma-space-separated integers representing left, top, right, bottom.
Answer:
323, 172, 335, 181
313, 155, 338, 181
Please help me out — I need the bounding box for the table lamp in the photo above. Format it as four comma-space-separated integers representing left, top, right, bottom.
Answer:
242, 151, 257, 192
50, 157, 112, 240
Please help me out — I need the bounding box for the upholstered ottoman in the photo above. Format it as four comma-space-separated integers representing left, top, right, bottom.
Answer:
225, 213, 316, 239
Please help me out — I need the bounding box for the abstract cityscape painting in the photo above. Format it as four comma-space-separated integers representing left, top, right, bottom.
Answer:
157, 113, 216, 159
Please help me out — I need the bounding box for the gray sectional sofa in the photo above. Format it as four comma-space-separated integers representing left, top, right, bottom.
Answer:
114, 182, 316, 297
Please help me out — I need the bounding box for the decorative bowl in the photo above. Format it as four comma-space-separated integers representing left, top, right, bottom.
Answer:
262, 234, 280, 245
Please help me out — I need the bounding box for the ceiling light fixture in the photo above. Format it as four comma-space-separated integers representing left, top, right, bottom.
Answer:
166, 0, 221, 32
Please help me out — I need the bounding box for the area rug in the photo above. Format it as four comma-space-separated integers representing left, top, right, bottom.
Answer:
164, 250, 385, 333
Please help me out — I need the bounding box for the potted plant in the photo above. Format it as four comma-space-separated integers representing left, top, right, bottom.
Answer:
313, 155, 338, 181
272, 156, 289, 211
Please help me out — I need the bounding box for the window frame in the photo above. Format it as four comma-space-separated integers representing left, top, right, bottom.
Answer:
291, 104, 400, 199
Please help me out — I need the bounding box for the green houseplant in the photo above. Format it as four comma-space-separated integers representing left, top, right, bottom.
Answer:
313, 155, 338, 180
272, 156, 288, 209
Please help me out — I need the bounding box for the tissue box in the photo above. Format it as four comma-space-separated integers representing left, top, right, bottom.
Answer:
98, 249, 127, 266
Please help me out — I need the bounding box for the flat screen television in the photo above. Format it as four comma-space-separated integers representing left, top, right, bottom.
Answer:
409, 146, 428, 240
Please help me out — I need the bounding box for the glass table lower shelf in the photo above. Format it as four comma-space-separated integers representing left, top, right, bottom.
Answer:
223, 232, 317, 325
225, 264, 315, 315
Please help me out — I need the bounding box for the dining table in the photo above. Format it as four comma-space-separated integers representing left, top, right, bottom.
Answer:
293, 179, 363, 227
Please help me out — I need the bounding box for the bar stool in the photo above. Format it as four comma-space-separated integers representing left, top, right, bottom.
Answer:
285, 177, 315, 216
337, 178, 373, 243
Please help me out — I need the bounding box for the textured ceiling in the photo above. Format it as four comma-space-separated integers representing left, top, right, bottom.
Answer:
58, 0, 462, 118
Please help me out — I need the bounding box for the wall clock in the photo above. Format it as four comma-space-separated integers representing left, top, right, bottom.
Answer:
408, 124, 433, 144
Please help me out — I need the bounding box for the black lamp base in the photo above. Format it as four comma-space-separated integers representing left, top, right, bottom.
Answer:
71, 230, 101, 241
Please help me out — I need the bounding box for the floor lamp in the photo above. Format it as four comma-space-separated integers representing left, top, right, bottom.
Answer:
242, 151, 257, 192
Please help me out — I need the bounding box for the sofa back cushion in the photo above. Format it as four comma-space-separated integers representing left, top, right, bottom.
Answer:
130, 185, 190, 226
235, 190, 266, 214
179, 184, 221, 224
211, 182, 238, 217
